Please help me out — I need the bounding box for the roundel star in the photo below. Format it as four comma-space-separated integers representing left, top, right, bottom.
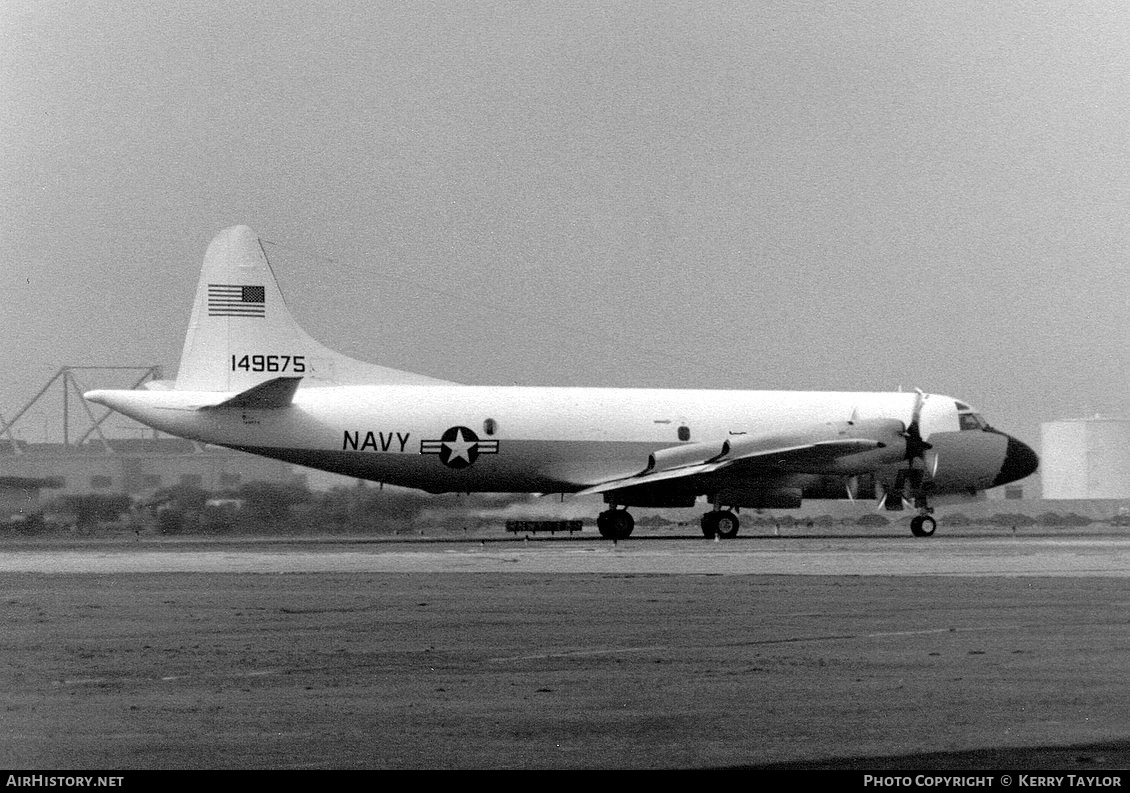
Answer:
442, 428, 477, 466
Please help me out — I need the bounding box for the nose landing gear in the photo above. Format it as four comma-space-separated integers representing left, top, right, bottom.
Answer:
910, 514, 937, 536
910, 494, 936, 537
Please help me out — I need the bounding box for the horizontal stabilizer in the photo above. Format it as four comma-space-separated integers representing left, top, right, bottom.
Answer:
202, 377, 303, 410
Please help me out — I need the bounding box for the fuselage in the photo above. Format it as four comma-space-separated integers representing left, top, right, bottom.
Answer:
85, 384, 1019, 497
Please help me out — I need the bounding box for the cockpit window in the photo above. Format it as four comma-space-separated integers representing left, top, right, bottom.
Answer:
959, 412, 988, 431
955, 400, 991, 431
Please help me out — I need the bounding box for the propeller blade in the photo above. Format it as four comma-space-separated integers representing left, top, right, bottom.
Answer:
902, 388, 933, 463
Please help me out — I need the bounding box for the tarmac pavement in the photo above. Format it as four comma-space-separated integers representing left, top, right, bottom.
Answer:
2, 532, 1128, 769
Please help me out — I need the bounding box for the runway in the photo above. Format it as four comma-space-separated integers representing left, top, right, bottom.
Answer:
2, 532, 1129, 576
2, 531, 1129, 769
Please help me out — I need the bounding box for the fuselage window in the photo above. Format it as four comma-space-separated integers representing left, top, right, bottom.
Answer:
483, 418, 497, 436
678, 425, 691, 441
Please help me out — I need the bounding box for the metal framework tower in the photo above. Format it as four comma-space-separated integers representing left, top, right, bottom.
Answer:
0, 366, 163, 453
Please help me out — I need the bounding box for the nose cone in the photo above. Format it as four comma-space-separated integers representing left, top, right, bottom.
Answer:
992, 435, 1040, 487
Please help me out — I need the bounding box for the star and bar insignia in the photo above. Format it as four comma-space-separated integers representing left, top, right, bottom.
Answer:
420, 426, 499, 469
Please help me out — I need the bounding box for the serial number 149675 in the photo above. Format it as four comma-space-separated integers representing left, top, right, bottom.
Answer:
231, 354, 307, 373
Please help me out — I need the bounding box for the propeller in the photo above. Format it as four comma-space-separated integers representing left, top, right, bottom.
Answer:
900, 388, 933, 465
880, 389, 934, 511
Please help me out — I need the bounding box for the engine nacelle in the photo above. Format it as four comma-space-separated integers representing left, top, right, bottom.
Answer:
646, 439, 728, 473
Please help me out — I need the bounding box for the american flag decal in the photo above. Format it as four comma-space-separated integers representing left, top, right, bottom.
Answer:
208, 284, 266, 317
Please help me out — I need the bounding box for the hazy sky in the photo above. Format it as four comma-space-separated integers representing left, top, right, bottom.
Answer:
2, 1, 1127, 454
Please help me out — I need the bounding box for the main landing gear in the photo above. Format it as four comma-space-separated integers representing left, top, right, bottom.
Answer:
595, 503, 742, 541
596, 507, 634, 540
700, 509, 740, 539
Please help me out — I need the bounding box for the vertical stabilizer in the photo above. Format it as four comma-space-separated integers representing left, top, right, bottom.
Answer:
174, 225, 453, 391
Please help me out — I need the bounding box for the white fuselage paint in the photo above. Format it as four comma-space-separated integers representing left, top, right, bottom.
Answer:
85, 385, 1002, 495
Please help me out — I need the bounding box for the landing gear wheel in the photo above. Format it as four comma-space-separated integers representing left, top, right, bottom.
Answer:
701, 512, 718, 539
597, 509, 634, 540
715, 510, 740, 539
596, 510, 615, 539
701, 510, 740, 539
612, 510, 634, 539
910, 515, 937, 537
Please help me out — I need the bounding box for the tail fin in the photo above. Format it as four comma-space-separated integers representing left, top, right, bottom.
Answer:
175, 225, 454, 391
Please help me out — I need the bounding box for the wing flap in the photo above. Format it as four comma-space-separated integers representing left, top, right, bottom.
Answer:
574, 459, 730, 496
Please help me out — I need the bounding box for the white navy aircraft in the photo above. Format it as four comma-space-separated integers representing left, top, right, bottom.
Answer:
86, 226, 1038, 540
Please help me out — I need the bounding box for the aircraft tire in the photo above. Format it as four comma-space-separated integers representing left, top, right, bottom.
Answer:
596, 510, 616, 539
700, 512, 718, 539
715, 510, 740, 539
910, 515, 937, 537
612, 510, 634, 540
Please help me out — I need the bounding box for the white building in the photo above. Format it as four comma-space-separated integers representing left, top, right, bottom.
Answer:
0, 438, 297, 498
1040, 417, 1130, 499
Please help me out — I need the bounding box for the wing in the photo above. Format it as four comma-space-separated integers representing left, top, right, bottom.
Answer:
575, 418, 907, 497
